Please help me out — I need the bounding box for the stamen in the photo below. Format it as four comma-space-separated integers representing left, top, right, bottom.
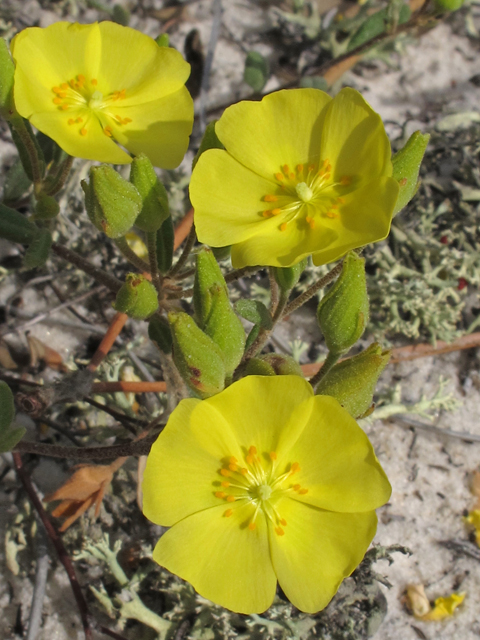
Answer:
290, 462, 300, 474
306, 216, 315, 229
326, 211, 339, 219
76, 117, 83, 123
123, 117, 132, 124
229, 456, 237, 464
282, 164, 290, 174
249, 446, 257, 456
271, 208, 282, 216
337, 197, 346, 204
299, 488, 309, 495
308, 164, 315, 171
248, 522, 256, 531
91, 78, 98, 86
229, 463, 238, 471
60, 104, 69, 110
215, 491, 226, 499
224, 509, 234, 517
226, 495, 236, 503
77, 74, 85, 84
220, 469, 230, 477
274, 173, 284, 182
68, 118, 75, 125
60, 83, 68, 90
280, 223, 287, 232
80, 128, 88, 136
221, 481, 230, 488
53, 97, 63, 105
262, 211, 272, 218
280, 519, 287, 526
296, 164, 304, 173
275, 527, 285, 536
264, 195, 278, 202
269, 452, 277, 460
104, 126, 113, 137
340, 176, 351, 186
52, 86, 61, 94
293, 484, 301, 491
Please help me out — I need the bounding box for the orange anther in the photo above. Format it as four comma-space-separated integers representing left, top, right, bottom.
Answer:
246, 455, 253, 465
249, 446, 257, 455
289, 172, 295, 179
52, 86, 61, 94
123, 117, 132, 124
229, 456, 237, 464
306, 216, 315, 229
323, 173, 331, 181
104, 127, 113, 137
299, 488, 309, 495
119, 89, 126, 98
331, 204, 338, 209
269, 452, 277, 460
248, 522, 257, 531
215, 491, 226, 499
224, 509, 234, 517
68, 118, 75, 125
293, 484, 301, 491
240, 468, 248, 475
58, 92, 67, 98
325, 163, 332, 173
290, 462, 300, 473
282, 164, 290, 174
76, 117, 83, 123
115, 114, 123, 122
274, 172, 284, 182
91, 78, 98, 86
80, 128, 88, 136
60, 83, 68, 90
262, 211, 272, 218
326, 211, 338, 219
271, 208, 281, 216
60, 104, 69, 110
296, 164, 304, 172
229, 463, 237, 471
77, 74, 85, 83
53, 97, 63, 105
337, 197, 345, 204
275, 527, 285, 536
226, 495, 236, 503
280, 223, 287, 232
340, 176, 351, 186
221, 481, 230, 488
280, 518, 287, 526
264, 195, 278, 202
220, 469, 230, 477
308, 164, 315, 171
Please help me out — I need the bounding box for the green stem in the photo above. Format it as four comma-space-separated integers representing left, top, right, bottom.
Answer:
9, 116, 43, 186
224, 265, 262, 283
13, 436, 156, 460
114, 237, 150, 272
168, 224, 196, 277
309, 351, 340, 389
268, 267, 279, 315
146, 231, 163, 292
282, 261, 344, 318
44, 155, 73, 196
241, 289, 290, 363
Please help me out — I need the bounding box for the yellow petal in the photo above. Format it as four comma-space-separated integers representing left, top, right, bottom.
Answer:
191, 149, 278, 247
268, 498, 377, 613
422, 592, 466, 621
281, 395, 391, 512
111, 87, 193, 169
215, 89, 332, 181
465, 509, 480, 546
153, 502, 277, 614
198, 375, 314, 459
142, 398, 244, 526
320, 87, 392, 182
311, 176, 399, 266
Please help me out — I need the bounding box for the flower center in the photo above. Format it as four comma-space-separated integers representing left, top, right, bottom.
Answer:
50, 74, 132, 138
214, 446, 309, 536
261, 161, 353, 232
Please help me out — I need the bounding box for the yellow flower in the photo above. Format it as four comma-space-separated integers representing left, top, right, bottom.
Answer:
11, 21, 194, 168
190, 88, 399, 268
142, 375, 391, 614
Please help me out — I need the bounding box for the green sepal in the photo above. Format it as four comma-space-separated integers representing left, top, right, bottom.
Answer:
34, 192, 60, 220
113, 273, 159, 320
317, 252, 369, 355
272, 259, 307, 293
0, 203, 37, 244
168, 311, 226, 399
245, 324, 260, 351
155, 33, 170, 47
2, 158, 32, 205
130, 153, 170, 232
193, 247, 227, 326
23, 228, 52, 269
156, 215, 174, 274
244, 51, 269, 93
234, 299, 272, 329
82, 165, 142, 238
348, 5, 410, 51
148, 315, 173, 354
315, 343, 391, 419
203, 284, 246, 376
0, 381, 25, 453
9, 118, 46, 182
392, 131, 430, 216
0, 38, 16, 120
211, 245, 231, 262
245, 354, 303, 377
192, 121, 225, 170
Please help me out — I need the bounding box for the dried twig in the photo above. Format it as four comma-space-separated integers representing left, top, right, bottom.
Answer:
26, 523, 49, 640
388, 414, 480, 443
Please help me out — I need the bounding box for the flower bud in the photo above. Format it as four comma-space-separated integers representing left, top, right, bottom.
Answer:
203, 284, 246, 377
130, 153, 170, 232
317, 252, 369, 355
315, 343, 391, 418
113, 274, 159, 320
193, 247, 228, 326
245, 354, 303, 377
392, 131, 429, 216
168, 311, 226, 399
82, 165, 142, 238
0, 38, 16, 120
0, 203, 37, 244
34, 192, 59, 220
148, 315, 172, 354
272, 259, 307, 292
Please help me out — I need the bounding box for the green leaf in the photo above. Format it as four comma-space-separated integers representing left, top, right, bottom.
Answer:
234, 299, 272, 329
0, 381, 15, 431
23, 228, 52, 269
2, 158, 32, 205
0, 203, 37, 244
244, 51, 269, 92
156, 215, 174, 274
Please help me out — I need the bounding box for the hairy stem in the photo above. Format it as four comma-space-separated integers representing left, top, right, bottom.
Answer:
282, 261, 344, 318
168, 224, 196, 277
114, 237, 150, 273
309, 351, 340, 389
